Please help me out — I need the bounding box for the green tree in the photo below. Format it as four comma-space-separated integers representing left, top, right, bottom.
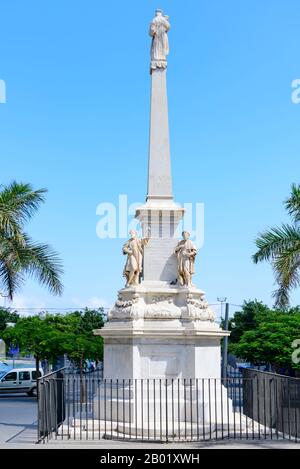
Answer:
63, 309, 104, 369
253, 184, 300, 308
57, 309, 104, 403
226, 300, 271, 346
232, 311, 300, 375
0, 307, 19, 335
2, 309, 105, 399
0, 181, 63, 299
2, 314, 67, 396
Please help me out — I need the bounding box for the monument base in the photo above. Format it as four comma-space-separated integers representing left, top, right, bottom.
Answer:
94, 283, 228, 380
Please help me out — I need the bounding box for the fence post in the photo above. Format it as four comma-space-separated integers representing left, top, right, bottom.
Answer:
221, 303, 230, 380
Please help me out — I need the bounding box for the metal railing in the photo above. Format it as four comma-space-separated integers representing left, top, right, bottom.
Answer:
37, 373, 300, 443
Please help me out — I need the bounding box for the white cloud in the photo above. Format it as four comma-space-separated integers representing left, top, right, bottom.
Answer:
4, 295, 47, 315
71, 296, 112, 310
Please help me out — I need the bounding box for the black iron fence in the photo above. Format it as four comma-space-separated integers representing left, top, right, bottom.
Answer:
242, 368, 300, 439
37, 373, 300, 443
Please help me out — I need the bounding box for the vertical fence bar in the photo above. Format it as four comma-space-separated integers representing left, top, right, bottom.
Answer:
129, 379, 132, 440
153, 379, 156, 440
245, 378, 248, 440
281, 378, 285, 439
73, 378, 76, 440
288, 378, 291, 440
220, 377, 224, 440
196, 379, 199, 441
123, 379, 125, 440
159, 379, 162, 440
214, 379, 217, 440
189, 379, 193, 441
184, 378, 187, 440
135, 379, 137, 440
43, 380, 47, 443
263, 378, 266, 439
141, 379, 144, 441
98, 378, 100, 440
172, 378, 174, 441
208, 379, 212, 440
67, 377, 70, 440
79, 376, 82, 440
296, 380, 298, 443
202, 379, 205, 441
269, 379, 273, 440
233, 377, 236, 439
166, 379, 168, 442
256, 377, 260, 440
85, 377, 88, 440
116, 379, 119, 439
110, 379, 113, 439
275, 378, 279, 440
91, 377, 94, 440
178, 379, 180, 441
239, 376, 242, 439
104, 379, 107, 438
251, 378, 255, 440
147, 379, 150, 440
295, 380, 298, 443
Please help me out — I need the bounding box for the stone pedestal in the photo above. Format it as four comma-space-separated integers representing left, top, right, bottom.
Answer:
94, 283, 228, 380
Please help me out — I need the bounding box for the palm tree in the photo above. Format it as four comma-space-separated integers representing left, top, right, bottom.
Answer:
0, 181, 63, 300
253, 184, 300, 308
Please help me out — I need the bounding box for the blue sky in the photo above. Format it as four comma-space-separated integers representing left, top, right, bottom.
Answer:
0, 0, 299, 314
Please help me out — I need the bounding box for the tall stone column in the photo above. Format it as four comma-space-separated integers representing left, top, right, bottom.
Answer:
147, 68, 172, 202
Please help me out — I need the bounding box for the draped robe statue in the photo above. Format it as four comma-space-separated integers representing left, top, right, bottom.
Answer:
149, 10, 170, 71
123, 230, 149, 287
175, 231, 197, 287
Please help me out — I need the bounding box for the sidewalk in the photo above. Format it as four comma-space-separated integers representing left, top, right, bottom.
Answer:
1, 424, 299, 449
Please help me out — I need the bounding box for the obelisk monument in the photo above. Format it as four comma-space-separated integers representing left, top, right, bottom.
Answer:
95, 10, 228, 381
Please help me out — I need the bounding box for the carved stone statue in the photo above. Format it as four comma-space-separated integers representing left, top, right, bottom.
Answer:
175, 231, 197, 287
123, 230, 149, 287
149, 9, 170, 72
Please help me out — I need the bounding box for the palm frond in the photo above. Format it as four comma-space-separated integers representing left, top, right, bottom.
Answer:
0, 255, 24, 300
271, 249, 300, 308
0, 181, 47, 227
285, 183, 300, 223
252, 224, 300, 263
18, 235, 63, 296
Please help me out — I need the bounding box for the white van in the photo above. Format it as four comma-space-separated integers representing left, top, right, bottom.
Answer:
0, 368, 43, 396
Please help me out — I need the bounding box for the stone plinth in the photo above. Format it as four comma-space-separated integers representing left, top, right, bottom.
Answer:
94, 283, 228, 380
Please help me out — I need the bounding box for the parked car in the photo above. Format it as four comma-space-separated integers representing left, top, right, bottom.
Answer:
0, 367, 43, 396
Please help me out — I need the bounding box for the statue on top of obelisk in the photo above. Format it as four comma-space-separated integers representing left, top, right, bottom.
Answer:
149, 9, 170, 72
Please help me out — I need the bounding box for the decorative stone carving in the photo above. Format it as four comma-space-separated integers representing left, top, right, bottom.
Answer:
149, 9, 170, 72
151, 295, 172, 304
122, 230, 149, 287
109, 293, 141, 320
185, 293, 215, 321
175, 231, 197, 287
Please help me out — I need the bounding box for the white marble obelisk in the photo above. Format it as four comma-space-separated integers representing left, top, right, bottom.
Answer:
95, 10, 228, 382
147, 68, 172, 202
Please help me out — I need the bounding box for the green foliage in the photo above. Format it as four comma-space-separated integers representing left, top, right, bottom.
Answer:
0, 181, 63, 299
62, 309, 104, 368
2, 309, 105, 367
226, 300, 271, 345
232, 311, 300, 371
253, 184, 300, 308
228, 301, 300, 372
0, 307, 19, 334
